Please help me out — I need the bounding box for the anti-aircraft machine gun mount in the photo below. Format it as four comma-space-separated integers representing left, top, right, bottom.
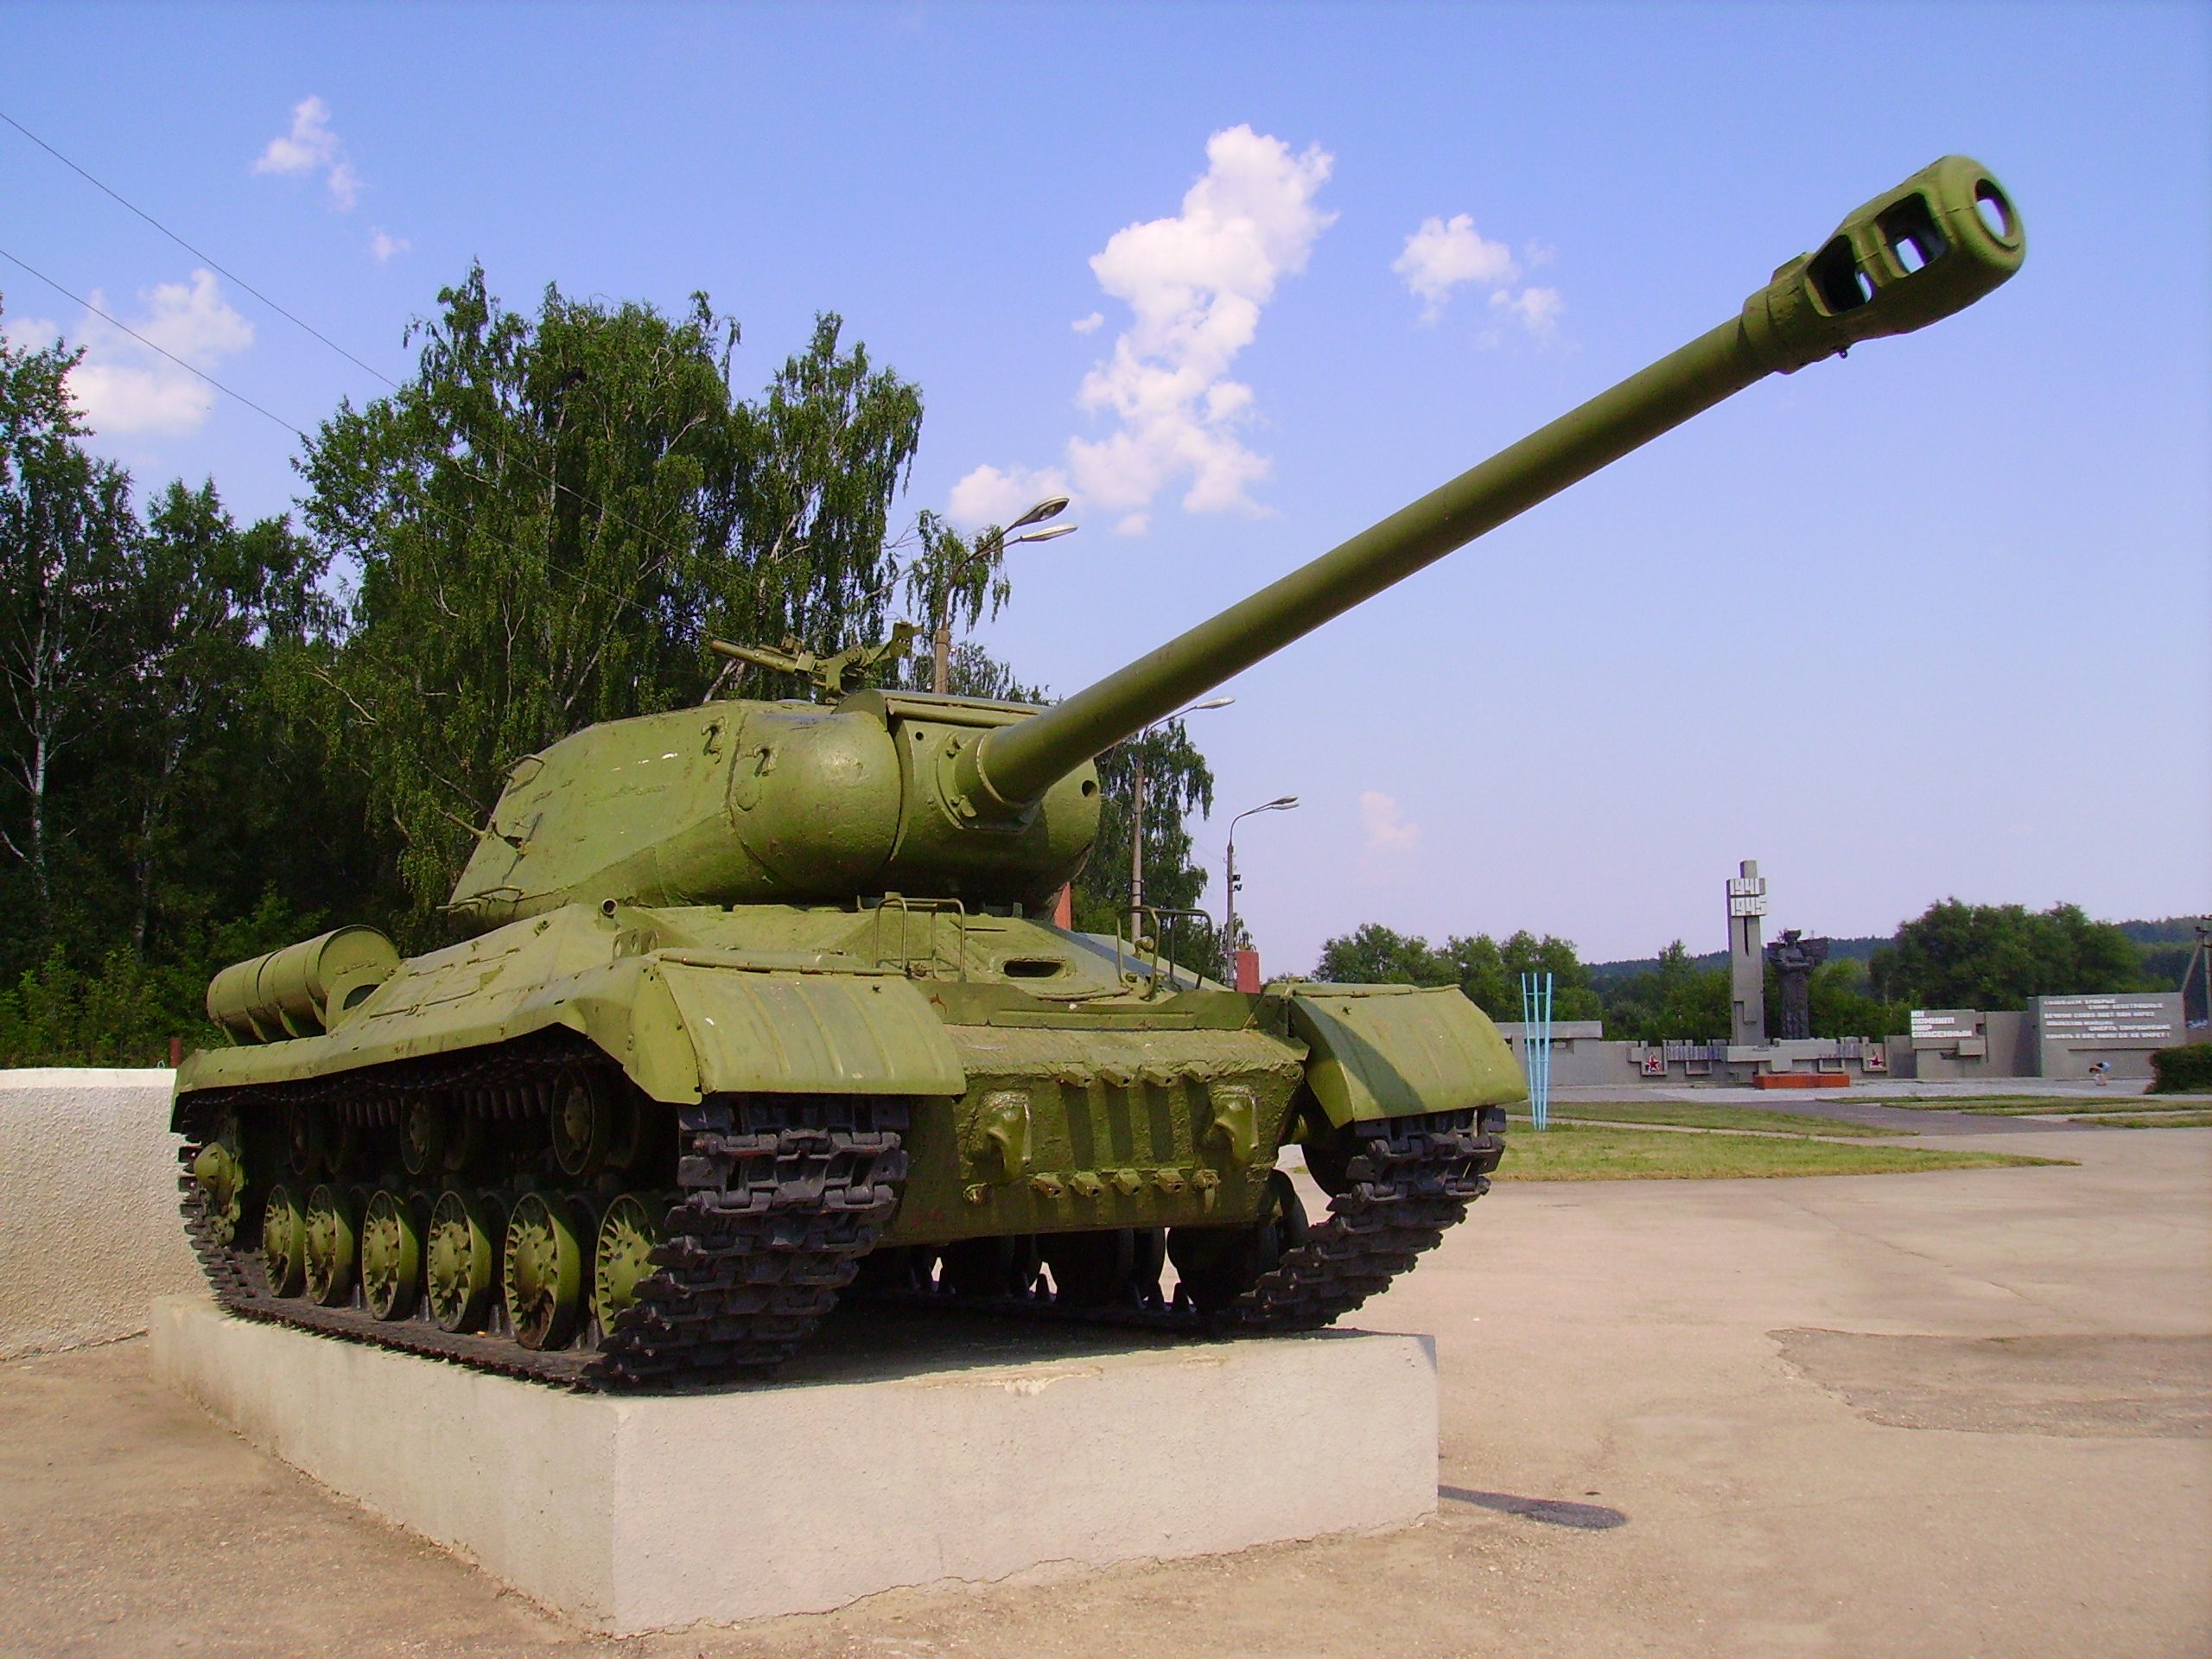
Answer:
175, 158, 2025, 1387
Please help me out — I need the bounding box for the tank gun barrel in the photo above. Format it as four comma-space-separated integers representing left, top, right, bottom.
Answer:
954, 156, 2023, 816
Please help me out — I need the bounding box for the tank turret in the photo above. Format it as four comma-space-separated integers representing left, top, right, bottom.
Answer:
176, 158, 2024, 1389
445, 156, 2022, 929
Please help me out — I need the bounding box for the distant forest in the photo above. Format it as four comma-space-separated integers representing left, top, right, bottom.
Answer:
1313, 906, 2202, 1043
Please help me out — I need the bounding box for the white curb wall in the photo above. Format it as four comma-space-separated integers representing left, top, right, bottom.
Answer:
1, 1068, 194, 1358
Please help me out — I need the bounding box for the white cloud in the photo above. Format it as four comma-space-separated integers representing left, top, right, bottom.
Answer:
1395, 209, 1564, 343
1491, 284, 1565, 340
5, 270, 254, 436
947, 461, 1070, 531
946, 125, 1333, 534
252, 95, 361, 210
369, 227, 411, 264
1393, 213, 1518, 323
1357, 790, 1421, 880
1359, 790, 1420, 854
1066, 124, 1335, 520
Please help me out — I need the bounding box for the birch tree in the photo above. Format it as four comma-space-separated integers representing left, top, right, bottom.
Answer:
0, 321, 135, 919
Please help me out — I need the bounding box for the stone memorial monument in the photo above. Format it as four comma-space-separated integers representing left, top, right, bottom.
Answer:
1765, 929, 1832, 1043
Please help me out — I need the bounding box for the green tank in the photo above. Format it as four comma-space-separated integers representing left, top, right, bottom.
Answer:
175, 157, 2024, 1386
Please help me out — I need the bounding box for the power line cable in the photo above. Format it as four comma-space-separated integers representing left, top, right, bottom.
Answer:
0, 244, 316, 441
0, 243, 700, 639
0, 107, 791, 591
0, 106, 402, 391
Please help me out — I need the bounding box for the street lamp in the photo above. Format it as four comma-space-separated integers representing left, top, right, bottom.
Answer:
1127, 696, 1234, 940
1223, 796, 1298, 983
929, 499, 1076, 695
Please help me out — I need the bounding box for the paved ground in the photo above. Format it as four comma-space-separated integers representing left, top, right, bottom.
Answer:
4, 1122, 2208, 1659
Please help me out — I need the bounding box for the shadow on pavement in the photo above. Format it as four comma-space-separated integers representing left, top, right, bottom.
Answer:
1439, 1485, 1629, 1529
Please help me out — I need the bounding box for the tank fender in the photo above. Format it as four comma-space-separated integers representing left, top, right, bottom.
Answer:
534, 957, 968, 1103
1285, 985, 1527, 1128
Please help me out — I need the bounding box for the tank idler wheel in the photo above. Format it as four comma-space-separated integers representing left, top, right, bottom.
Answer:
550, 1075, 615, 1178
505, 1192, 585, 1351
426, 1190, 502, 1333
262, 1185, 307, 1296
1168, 1171, 1309, 1314
593, 1193, 665, 1325
302, 1184, 359, 1307
1040, 1228, 1139, 1308
191, 1115, 247, 1246
360, 1191, 425, 1321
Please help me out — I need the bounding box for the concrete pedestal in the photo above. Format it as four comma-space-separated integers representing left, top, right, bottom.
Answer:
151, 1295, 1437, 1635
2, 1070, 194, 1359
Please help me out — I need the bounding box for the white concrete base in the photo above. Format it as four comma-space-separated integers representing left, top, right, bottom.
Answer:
152, 1295, 1437, 1635
2, 1069, 194, 1358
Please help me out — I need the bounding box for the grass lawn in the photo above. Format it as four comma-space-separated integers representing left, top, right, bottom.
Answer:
1491, 1121, 2071, 1182
1871, 1095, 2212, 1116
2075, 1111, 2212, 1129
1524, 1102, 1902, 1137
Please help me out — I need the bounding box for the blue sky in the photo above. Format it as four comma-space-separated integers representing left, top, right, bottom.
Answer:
4, 2, 2206, 968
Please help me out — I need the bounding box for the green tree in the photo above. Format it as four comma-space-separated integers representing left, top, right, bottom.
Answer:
1314, 923, 1451, 986
1315, 923, 1603, 1019
1803, 957, 1910, 1039
1600, 940, 1732, 1041
1869, 899, 2145, 1010
1441, 930, 1605, 1021
1071, 717, 1216, 968
0, 317, 137, 921
300, 272, 924, 918
115, 481, 331, 954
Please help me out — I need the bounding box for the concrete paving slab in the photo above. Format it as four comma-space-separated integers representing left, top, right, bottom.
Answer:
150, 1296, 1437, 1635
3, 1125, 2205, 1657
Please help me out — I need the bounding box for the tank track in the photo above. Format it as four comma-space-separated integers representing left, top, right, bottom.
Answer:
1224, 1107, 1503, 1330
872, 1107, 1506, 1333
175, 1036, 908, 1389
181, 1039, 1498, 1382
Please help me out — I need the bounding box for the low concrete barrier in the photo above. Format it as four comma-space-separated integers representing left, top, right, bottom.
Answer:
1, 1068, 194, 1359
155, 1297, 1439, 1634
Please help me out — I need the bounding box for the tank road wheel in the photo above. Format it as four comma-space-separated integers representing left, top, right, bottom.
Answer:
360, 1192, 424, 1321
261, 1185, 307, 1297
1169, 1171, 1310, 1314
550, 1074, 615, 1178
302, 1184, 359, 1307
425, 1191, 501, 1333
940, 1236, 1042, 1300
593, 1194, 664, 1325
1040, 1229, 1139, 1309
190, 1114, 246, 1246
505, 1192, 585, 1351
1130, 1228, 1167, 1308
399, 1100, 447, 1179
284, 1104, 325, 1179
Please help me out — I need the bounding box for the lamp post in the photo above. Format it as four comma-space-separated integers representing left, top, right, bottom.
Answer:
925, 497, 1075, 695
1127, 696, 1234, 940
1222, 796, 1298, 983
